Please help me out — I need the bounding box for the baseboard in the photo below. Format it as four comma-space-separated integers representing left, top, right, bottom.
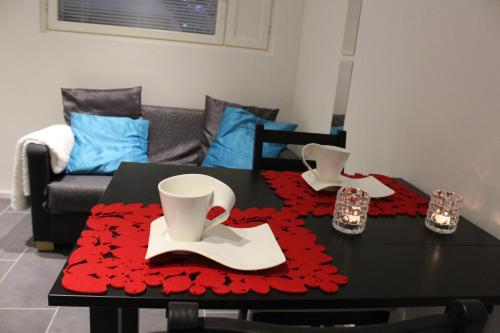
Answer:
0, 191, 11, 199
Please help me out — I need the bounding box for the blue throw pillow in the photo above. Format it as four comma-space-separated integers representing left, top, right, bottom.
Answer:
202, 107, 297, 169
330, 126, 343, 135
66, 113, 149, 174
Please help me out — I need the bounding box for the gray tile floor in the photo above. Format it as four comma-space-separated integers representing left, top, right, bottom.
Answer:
0, 198, 237, 333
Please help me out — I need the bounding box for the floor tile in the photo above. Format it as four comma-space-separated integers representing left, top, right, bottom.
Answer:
140, 308, 167, 333
47, 307, 241, 333
402, 306, 444, 319
6, 206, 29, 213
0, 213, 33, 259
49, 307, 172, 333
47, 307, 89, 333
0, 261, 14, 281
0, 211, 27, 235
204, 309, 240, 319
0, 199, 10, 213
484, 306, 500, 333
0, 248, 66, 308
0, 309, 55, 333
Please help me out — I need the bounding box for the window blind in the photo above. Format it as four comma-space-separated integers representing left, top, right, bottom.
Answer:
58, 0, 218, 35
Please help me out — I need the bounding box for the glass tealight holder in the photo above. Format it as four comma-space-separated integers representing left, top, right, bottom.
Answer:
332, 187, 370, 235
425, 189, 463, 234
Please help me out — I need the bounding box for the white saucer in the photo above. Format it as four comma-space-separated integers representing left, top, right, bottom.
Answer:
145, 217, 286, 271
301, 169, 395, 198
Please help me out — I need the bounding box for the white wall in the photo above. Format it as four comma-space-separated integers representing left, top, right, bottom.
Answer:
0, 0, 304, 194
291, 0, 349, 133
345, 0, 500, 240
292, 0, 500, 240
294, 2, 500, 328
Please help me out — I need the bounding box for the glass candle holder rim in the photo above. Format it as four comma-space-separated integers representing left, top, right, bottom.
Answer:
337, 186, 370, 198
431, 189, 463, 206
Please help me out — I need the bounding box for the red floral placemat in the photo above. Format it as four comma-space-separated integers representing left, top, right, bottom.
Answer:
62, 203, 348, 296
261, 171, 429, 217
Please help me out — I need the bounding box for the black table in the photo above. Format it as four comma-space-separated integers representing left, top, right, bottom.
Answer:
48, 163, 500, 332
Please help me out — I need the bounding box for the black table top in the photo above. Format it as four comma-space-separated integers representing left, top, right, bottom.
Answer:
49, 162, 500, 309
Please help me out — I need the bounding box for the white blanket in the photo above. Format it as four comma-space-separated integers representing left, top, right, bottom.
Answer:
11, 125, 74, 211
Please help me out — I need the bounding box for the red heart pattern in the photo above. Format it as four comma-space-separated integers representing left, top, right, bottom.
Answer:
62, 204, 348, 296
261, 171, 429, 217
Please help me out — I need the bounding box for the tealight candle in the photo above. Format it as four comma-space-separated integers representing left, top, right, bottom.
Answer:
342, 213, 361, 224
342, 207, 361, 224
333, 187, 370, 235
431, 213, 451, 225
425, 190, 463, 235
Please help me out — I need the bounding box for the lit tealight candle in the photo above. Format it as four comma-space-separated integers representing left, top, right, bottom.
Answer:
431, 213, 451, 225
333, 187, 370, 235
342, 214, 361, 224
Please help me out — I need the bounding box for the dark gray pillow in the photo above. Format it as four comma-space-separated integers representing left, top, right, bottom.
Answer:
331, 114, 345, 127
62, 87, 142, 124
198, 95, 279, 163
278, 148, 299, 160
142, 105, 204, 165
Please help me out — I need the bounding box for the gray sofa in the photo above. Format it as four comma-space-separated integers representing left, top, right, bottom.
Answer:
27, 105, 207, 250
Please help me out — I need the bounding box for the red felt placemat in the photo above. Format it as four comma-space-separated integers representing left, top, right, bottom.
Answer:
261, 171, 429, 217
62, 204, 348, 296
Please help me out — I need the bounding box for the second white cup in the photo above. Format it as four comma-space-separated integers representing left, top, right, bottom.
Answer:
301, 143, 350, 182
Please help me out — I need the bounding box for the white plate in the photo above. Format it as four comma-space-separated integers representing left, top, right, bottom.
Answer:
145, 216, 286, 271
301, 169, 395, 198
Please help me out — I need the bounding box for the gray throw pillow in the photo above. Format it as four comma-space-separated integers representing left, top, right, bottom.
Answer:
198, 95, 279, 163
62, 87, 142, 124
331, 114, 345, 127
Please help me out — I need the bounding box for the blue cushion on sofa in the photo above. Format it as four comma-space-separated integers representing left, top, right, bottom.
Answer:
202, 107, 297, 169
330, 126, 343, 135
66, 113, 149, 174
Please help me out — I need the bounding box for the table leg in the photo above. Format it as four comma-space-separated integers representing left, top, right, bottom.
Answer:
121, 308, 139, 333
240, 309, 249, 320
90, 307, 139, 333
90, 307, 118, 333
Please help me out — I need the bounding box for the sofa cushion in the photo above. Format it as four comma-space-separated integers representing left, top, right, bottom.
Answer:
278, 148, 299, 160
47, 175, 112, 213
66, 113, 150, 174
202, 107, 297, 169
198, 96, 280, 163
331, 114, 345, 127
142, 105, 204, 165
62, 87, 142, 124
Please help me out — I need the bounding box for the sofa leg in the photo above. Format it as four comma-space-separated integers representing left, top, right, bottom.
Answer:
35, 241, 55, 252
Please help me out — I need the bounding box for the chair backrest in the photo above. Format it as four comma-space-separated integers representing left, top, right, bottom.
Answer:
167, 300, 488, 333
252, 124, 347, 171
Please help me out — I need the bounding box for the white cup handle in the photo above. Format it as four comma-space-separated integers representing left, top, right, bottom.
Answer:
301, 143, 320, 179
203, 180, 236, 232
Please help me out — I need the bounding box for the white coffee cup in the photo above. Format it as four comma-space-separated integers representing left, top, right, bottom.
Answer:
158, 174, 236, 242
301, 143, 350, 182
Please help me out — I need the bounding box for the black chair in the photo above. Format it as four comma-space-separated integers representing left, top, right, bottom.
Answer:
253, 124, 347, 171
167, 300, 488, 333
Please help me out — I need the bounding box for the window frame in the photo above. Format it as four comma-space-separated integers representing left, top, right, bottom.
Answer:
47, 0, 227, 45
225, 0, 272, 50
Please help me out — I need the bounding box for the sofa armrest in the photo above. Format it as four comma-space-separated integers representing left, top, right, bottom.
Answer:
27, 143, 55, 242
